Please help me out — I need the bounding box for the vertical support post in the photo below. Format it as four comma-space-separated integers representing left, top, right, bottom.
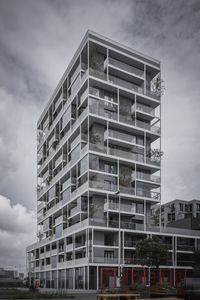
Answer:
97, 265, 99, 290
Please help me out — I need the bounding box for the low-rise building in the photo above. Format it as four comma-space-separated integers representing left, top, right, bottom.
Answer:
151, 199, 200, 228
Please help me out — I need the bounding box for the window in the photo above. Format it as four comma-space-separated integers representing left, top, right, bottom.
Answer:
136, 203, 144, 214
196, 204, 200, 211
179, 203, 183, 211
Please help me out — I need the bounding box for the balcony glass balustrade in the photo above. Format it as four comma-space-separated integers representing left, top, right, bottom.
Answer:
108, 147, 144, 163
109, 220, 144, 230
105, 57, 144, 78
136, 189, 160, 200
146, 88, 160, 101
105, 129, 137, 145
135, 172, 160, 183
132, 103, 155, 116
89, 68, 144, 94
89, 179, 117, 192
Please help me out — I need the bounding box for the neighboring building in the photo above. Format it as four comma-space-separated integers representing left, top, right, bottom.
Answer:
151, 199, 200, 229
0, 268, 18, 279
0, 268, 24, 288
27, 30, 200, 291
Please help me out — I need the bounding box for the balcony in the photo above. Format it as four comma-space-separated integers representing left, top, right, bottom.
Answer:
69, 205, 84, 218
55, 215, 67, 226
89, 179, 117, 193
63, 219, 89, 236
104, 129, 141, 147
54, 154, 67, 169
70, 63, 87, 86
93, 256, 118, 264
119, 185, 135, 195
75, 241, 86, 249
66, 243, 73, 252
37, 201, 46, 212
89, 68, 144, 95
146, 157, 160, 167
124, 240, 140, 248
132, 103, 156, 117
146, 89, 160, 101
71, 181, 89, 199
109, 220, 144, 231
51, 248, 57, 256
105, 57, 144, 78
108, 147, 144, 163
135, 172, 160, 184
136, 120, 160, 134
89, 98, 118, 121
136, 189, 160, 201
121, 221, 144, 231
104, 202, 143, 215
124, 258, 141, 265
177, 244, 195, 252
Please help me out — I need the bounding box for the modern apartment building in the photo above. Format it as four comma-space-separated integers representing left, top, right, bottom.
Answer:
27, 30, 200, 290
151, 199, 200, 229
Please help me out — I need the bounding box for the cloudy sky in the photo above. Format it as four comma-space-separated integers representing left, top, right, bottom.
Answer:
0, 0, 200, 271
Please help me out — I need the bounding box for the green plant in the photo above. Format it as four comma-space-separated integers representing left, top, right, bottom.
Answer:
71, 106, 76, 119
159, 281, 171, 290
120, 107, 129, 117
119, 166, 132, 187
148, 148, 164, 160
136, 236, 168, 269
131, 113, 136, 121
151, 76, 165, 96
68, 153, 71, 161
89, 131, 101, 144
89, 203, 98, 217
152, 209, 160, 226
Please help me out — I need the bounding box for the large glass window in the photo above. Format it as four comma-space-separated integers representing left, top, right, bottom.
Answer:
66, 269, 73, 289
75, 267, 84, 289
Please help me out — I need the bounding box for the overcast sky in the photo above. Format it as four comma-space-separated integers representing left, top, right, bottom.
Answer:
0, 0, 200, 272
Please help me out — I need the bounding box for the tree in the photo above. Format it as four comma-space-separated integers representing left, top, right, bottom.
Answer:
136, 236, 168, 269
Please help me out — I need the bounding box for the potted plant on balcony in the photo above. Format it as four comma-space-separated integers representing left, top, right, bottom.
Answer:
89, 131, 101, 144
119, 166, 133, 189
89, 203, 98, 222
148, 148, 164, 162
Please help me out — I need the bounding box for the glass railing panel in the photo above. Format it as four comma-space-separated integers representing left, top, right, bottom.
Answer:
119, 186, 135, 195
89, 68, 144, 95
108, 147, 144, 163
107, 57, 144, 78
132, 103, 155, 115
89, 180, 117, 192
108, 129, 137, 144
146, 89, 160, 100
89, 98, 118, 121
136, 172, 160, 183
136, 189, 160, 200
